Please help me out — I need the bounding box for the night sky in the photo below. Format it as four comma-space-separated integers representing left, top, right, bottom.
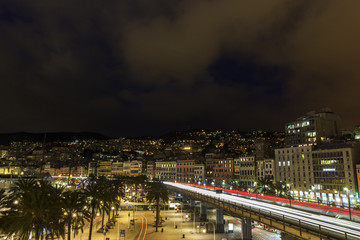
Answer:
1, 0, 360, 137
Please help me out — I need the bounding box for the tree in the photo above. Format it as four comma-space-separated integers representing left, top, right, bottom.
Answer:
84, 179, 105, 240
233, 181, 247, 192
110, 176, 125, 219
61, 190, 90, 240
145, 180, 169, 232
273, 181, 291, 198
255, 176, 274, 195
0, 188, 9, 209
1, 179, 65, 240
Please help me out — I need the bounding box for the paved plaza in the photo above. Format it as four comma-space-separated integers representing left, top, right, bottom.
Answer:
72, 209, 281, 240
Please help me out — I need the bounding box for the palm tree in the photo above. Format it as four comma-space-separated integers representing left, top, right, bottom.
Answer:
0, 189, 11, 233
273, 181, 291, 198
128, 175, 147, 222
110, 176, 125, 220
0, 188, 9, 209
1, 179, 65, 240
145, 179, 169, 232
97, 177, 115, 230
255, 176, 274, 195
233, 181, 247, 195
10, 178, 37, 197
61, 190, 90, 240
84, 179, 104, 240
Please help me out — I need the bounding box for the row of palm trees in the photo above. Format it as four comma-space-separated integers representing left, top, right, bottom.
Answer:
0, 176, 169, 240
230, 177, 291, 198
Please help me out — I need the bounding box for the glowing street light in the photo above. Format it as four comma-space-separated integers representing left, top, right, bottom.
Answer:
344, 187, 352, 220
287, 184, 292, 207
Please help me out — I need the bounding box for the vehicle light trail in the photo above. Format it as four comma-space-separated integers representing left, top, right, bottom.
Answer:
165, 182, 360, 239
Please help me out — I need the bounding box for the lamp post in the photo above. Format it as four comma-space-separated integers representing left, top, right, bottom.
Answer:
117, 212, 120, 240
181, 202, 183, 232
193, 208, 196, 232
206, 221, 216, 240
128, 212, 130, 229
344, 187, 352, 221
287, 184, 292, 207
132, 191, 136, 229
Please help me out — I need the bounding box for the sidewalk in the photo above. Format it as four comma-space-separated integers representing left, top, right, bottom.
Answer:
73, 211, 143, 240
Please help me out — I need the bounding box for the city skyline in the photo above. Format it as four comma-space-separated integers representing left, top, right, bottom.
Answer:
1, 1, 360, 137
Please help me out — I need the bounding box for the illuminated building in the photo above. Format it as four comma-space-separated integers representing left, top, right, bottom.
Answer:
146, 161, 155, 180
155, 160, 177, 181
275, 142, 360, 206
176, 159, 195, 183
194, 163, 205, 184
213, 158, 234, 185
234, 156, 255, 187
285, 108, 341, 147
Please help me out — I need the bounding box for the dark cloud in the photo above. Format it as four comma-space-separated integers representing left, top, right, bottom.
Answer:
0, 0, 359, 137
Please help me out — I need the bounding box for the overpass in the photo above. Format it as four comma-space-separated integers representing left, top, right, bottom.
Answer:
165, 182, 360, 240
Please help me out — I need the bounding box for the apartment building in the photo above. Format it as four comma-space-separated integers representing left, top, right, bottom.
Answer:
285, 109, 341, 147
256, 159, 275, 181
155, 160, 177, 181
194, 163, 205, 184
235, 156, 255, 188
176, 159, 195, 183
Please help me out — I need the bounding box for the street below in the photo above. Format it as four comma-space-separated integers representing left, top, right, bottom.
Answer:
71, 209, 281, 240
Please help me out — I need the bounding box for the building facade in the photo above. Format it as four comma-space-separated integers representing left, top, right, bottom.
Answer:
155, 160, 177, 181
275, 145, 314, 198
146, 161, 155, 180
275, 142, 360, 206
112, 161, 123, 176
285, 109, 341, 147
256, 159, 275, 181
235, 156, 255, 188
213, 158, 234, 186
176, 159, 195, 183
194, 163, 205, 184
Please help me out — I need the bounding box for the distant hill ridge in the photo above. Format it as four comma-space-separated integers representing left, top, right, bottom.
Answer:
0, 132, 111, 145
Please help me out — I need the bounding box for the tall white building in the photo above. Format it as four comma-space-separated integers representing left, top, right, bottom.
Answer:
275, 142, 360, 206
275, 145, 314, 199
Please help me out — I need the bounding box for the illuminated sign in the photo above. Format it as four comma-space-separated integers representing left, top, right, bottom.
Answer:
323, 168, 336, 172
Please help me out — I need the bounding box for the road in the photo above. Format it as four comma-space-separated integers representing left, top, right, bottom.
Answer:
165, 182, 360, 239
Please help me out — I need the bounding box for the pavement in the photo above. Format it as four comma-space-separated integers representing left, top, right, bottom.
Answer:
72, 209, 282, 240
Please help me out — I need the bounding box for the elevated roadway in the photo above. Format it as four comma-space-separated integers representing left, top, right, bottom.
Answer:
165, 182, 360, 240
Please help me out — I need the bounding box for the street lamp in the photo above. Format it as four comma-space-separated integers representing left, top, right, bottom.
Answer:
206, 221, 216, 240
344, 187, 352, 221
287, 184, 292, 207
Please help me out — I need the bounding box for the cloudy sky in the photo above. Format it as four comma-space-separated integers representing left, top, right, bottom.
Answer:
1, 0, 359, 137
